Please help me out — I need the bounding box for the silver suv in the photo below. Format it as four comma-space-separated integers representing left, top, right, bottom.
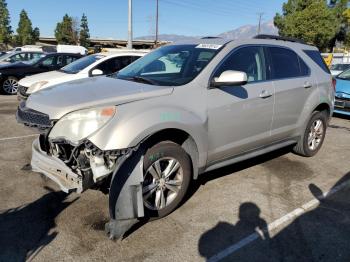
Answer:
16, 35, 334, 239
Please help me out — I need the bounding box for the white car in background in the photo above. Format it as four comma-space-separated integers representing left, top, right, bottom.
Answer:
330, 63, 350, 76
18, 51, 147, 99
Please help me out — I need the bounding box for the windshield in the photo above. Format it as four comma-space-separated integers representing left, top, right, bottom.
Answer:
0, 52, 15, 62
60, 54, 105, 74
337, 69, 350, 80
116, 44, 222, 86
331, 64, 350, 71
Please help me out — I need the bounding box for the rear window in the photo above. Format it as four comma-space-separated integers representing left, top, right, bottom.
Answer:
304, 50, 330, 74
268, 47, 309, 79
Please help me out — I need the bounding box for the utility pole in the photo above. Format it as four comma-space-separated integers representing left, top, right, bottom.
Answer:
257, 12, 264, 35
155, 0, 159, 47
127, 0, 133, 49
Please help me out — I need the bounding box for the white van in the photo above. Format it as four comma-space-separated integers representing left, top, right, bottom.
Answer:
56, 45, 88, 55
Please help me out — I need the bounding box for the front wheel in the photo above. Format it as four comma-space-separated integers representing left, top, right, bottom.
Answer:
142, 142, 192, 218
2, 76, 19, 95
293, 111, 328, 157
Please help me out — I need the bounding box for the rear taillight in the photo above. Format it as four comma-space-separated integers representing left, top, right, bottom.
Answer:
332, 78, 336, 91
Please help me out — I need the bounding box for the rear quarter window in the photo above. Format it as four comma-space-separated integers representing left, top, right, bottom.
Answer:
303, 50, 330, 74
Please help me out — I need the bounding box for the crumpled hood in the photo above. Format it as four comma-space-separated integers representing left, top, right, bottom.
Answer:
19, 71, 69, 88
26, 76, 173, 119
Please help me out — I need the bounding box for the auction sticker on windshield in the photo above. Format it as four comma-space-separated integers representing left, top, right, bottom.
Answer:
195, 44, 222, 50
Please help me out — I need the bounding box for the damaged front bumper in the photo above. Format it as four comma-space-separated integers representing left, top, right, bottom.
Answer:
18, 101, 146, 239
31, 138, 84, 193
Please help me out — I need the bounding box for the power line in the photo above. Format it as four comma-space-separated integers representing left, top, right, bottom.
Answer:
160, 0, 240, 17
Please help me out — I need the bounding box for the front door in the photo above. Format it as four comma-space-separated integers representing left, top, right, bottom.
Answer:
207, 46, 274, 164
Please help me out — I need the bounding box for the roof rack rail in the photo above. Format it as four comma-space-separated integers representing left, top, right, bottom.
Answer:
254, 34, 307, 45
201, 36, 222, 39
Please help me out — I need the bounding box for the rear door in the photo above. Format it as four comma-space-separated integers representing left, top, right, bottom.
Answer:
266, 46, 313, 140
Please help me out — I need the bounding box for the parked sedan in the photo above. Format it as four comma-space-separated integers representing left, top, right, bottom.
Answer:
334, 69, 350, 116
18, 51, 146, 99
0, 53, 82, 95
0, 51, 43, 64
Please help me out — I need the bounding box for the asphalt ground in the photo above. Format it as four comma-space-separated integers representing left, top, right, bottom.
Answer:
0, 95, 349, 262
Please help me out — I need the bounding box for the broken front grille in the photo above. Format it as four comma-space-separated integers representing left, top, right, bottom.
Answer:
16, 101, 52, 130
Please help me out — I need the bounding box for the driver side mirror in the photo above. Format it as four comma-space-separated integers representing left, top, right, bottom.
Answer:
211, 70, 248, 87
91, 69, 103, 76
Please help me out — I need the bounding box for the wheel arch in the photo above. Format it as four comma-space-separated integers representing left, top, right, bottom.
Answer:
313, 102, 331, 116
141, 128, 200, 180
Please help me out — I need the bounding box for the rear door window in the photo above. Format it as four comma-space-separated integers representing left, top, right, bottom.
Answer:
268, 47, 309, 79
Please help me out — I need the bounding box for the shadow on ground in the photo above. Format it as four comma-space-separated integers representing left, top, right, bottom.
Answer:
0, 191, 77, 262
198, 172, 350, 262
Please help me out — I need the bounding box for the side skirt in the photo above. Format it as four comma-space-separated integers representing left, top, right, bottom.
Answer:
204, 138, 298, 173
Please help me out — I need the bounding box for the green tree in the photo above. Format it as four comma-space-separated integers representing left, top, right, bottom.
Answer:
274, 0, 341, 51
16, 10, 35, 45
0, 0, 12, 46
32, 27, 40, 43
343, 8, 350, 47
330, 0, 349, 48
79, 13, 90, 48
55, 14, 75, 44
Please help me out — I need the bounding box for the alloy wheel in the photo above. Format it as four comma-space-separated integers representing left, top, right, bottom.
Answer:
3, 78, 19, 94
143, 157, 184, 211
307, 119, 324, 151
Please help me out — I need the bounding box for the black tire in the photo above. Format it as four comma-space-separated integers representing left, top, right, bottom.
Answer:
2, 76, 19, 95
293, 111, 328, 157
143, 141, 192, 219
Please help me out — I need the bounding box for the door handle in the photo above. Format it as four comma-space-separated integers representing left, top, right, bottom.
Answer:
303, 82, 312, 88
259, 90, 272, 98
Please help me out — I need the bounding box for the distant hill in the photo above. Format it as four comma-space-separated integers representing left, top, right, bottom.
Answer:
218, 21, 278, 39
136, 21, 278, 42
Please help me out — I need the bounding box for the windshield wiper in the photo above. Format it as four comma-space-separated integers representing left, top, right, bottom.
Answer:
130, 76, 157, 85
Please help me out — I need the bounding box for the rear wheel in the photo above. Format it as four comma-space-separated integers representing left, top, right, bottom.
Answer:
293, 111, 328, 157
143, 142, 192, 218
2, 76, 19, 95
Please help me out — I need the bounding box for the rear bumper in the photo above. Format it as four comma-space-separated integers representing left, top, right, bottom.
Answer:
31, 138, 83, 193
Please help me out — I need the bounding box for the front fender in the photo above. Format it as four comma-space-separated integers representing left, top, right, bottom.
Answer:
88, 104, 208, 167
